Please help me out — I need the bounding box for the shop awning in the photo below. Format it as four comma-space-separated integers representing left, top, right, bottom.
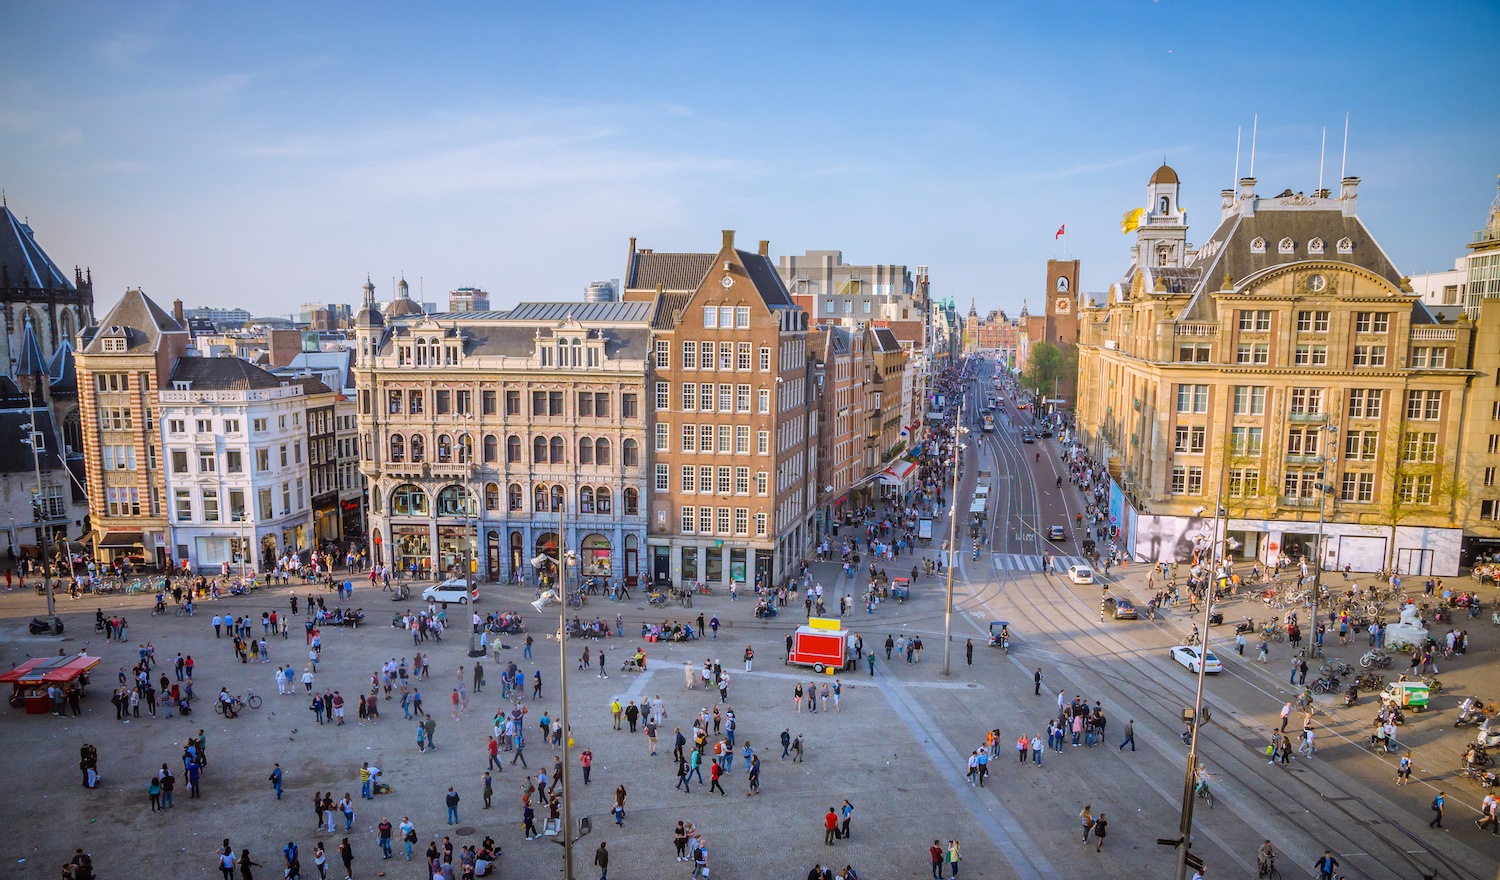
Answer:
878, 460, 919, 486
99, 531, 144, 549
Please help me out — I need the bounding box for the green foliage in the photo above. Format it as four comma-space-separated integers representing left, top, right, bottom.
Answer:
1021, 342, 1077, 396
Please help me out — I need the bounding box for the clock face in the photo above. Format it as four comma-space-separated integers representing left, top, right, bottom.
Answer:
1307, 274, 1327, 292
720, 275, 734, 289
1055, 298, 1070, 313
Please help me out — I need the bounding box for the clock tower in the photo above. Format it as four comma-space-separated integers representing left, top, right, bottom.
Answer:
1045, 259, 1079, 345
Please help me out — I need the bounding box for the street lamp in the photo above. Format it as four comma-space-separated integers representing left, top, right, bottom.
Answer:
942, 398, 966, 676
529, 501, 588, 878
1311, 425, 1339, 624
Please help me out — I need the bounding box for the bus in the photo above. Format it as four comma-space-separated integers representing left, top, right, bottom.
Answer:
982, 415, 995, 433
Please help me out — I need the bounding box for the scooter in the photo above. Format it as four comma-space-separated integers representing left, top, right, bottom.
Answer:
1234, 618, 1257, 635
29, 616, 62, 635
1343, 684, 1359, 707
1455, 698, 1490, 727
1478, 717, 1500, 750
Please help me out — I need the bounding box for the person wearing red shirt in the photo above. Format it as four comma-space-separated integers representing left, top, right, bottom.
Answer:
825, 808, 838, 845
929, 840, 944, 878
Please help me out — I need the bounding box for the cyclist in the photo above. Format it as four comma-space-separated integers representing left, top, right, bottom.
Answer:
218, 687, 238, 718
1193, 766, 1212, 803
1257, 840, 1275, 877
153, 592, 167, 615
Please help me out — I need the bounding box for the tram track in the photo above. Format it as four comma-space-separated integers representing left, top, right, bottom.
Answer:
966, 378, 1491, 880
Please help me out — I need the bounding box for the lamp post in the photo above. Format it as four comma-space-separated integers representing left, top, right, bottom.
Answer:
531, 503, 586, 878
1311, 425, 1339, 623
942, 398, 966, 675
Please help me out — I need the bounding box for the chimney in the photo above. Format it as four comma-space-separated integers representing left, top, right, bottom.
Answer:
722, 229, 735, 250
758, 240, 770, 257
1340, 176, 1361, 217
173, 299, 185, 326
1238, 177, 1257, 201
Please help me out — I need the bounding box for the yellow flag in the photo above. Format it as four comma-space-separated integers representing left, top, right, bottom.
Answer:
1120, 207, 1144, 234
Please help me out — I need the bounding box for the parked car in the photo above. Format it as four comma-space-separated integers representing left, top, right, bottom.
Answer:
1170, 645, 1223, 674
422, 579, 476, 605
1067, 564, 1094, 584
1103, 596, 1138, 619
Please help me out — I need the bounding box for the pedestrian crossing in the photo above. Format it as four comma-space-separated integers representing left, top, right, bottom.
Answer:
988, 553, 1089, 572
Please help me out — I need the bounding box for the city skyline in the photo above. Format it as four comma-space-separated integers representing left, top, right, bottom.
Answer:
2, 1, 1496, 317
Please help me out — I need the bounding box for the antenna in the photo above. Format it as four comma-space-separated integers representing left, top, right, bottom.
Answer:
1248, 114, 1258, 177
1318, 126, 1327, 194
1340, 112, 1350, 181
1232, 126, 1242, 187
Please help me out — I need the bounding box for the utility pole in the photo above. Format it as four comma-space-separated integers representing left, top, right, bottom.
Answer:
942, 396, 966, 676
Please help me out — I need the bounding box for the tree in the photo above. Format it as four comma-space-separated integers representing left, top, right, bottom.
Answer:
1022, 342, 1076, 399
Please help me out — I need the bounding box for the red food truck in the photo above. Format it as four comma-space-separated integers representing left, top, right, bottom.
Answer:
786, 618, 850, 673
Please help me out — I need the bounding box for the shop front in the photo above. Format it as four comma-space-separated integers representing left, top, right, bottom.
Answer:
393, 524, 432, 578
581, 534, 612, 577
437, 525, 474, 579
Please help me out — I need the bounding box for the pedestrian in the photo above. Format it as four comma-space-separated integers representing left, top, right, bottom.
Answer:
824, 807, 838, 845
482, 770, 493, 808
269, 763, 283, 799
965, 639, 973, 666
1397, 751, 1413, 785
338, 838, 353, 879
594, 841, 609, 880
377, 817, 393, 860
1080, 804, 1094, 842
946, 840, 961, 878
1034, 668, 1042, 695
1429, 791, 1445, 828
445, 786, 460, 824
1093, 813, 1108, 852
930, 840, 944, 879
580, 749, 593, 785
1119, 719, 1135, 751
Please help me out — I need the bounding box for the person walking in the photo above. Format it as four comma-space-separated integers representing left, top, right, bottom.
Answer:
377, 818, 393, 860
594, 841, 610, 880
270, 763, 284, 799
337, 838, 353, 879
1080, 804, 1094, 842
1429, 791, 1446, 828
399, 818, 416, 860
965, 639, 973, 666
1118, 720, 1135, 752
709, 759, 726, 795
1092, 814, 1108, 852
481, 770, 493, 808
1034, 669, 1043, 695
1312, 850, 1339, 880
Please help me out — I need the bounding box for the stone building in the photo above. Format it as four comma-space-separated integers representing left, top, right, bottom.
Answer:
354, 281, 650, 584
1076, 166, 1471, 575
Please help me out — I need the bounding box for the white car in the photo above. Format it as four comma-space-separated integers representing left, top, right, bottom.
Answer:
422, 579, 476, 605
1170, 645, 1223, 674
1067, 565, 1094, 584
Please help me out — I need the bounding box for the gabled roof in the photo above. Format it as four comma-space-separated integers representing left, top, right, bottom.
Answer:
47, 340, 76, 393
169, 356, 288, 391
12, 314, 47, 380
650, 293, 694, 330
0, 205, 74, 290
626, 252, 717, 293
735, 249, 796, 308
81, 289, 184, 355
497, 301, 654, 324
871, 327, 902, 352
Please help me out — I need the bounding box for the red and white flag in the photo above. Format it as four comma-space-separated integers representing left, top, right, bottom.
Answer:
1055, 224, 1066, 239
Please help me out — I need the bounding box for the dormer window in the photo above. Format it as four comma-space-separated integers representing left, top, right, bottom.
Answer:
1308, 237, 1325, 255
1250, 237, 1266, 254
102, 337, 126, 352
1337, 237, 1354, 255
1278, 238, 1295, 254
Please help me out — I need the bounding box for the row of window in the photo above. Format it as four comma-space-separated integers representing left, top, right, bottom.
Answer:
387, 433, 641, 467
678, 465, 769, 496
1169, 465, 1434, 506
1180, 341, 1449, 369
656, 423, 771, 456
387, 482, 641, 518
174, 483, 302, 523
656, 340, 774, 372
1180, 386, 1444, 421
1235, 310, 1390, 333
383, 388, 638, 420
680, 505, 767, 537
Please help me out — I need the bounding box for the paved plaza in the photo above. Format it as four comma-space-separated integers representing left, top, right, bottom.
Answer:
5, 540, 1500, 880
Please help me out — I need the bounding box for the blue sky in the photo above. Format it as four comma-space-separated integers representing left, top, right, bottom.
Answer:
2, 1, 1496, 318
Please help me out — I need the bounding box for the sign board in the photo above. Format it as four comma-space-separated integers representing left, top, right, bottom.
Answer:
807, 617, 842, 631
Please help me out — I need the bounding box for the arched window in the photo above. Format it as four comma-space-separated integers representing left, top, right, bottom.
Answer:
623, 487, 639, 516
1157, 195, 1170, 214
1278, 237, 1295, 254
580, 486, 595, 514
506, 435, 521, 463
437, 485, 473, 516
436, 434, 453, 463
551, 485, 565, 511
550, 436, 564, 463
534, 484, 549, 512
1056, 276, 1069, 292
483, 434, 498, 463
594, 437, 611, 465
508, 484, 523, 511
622, 438, 639, 467
457, 434, 473, 464
579, 437, 594, 465
410, 435, 425, 462
533, 436, 547, 463
391, 484, 428, 516
597, 486, 612, 514
390, 434, 405, 463
484, 482, 500, 511
1156, 244, 1170, 267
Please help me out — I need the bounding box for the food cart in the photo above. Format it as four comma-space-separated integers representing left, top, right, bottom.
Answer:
891, 577, 911, 603
1, 653, 101, 713
1379, 680, 1429, 712
786, 618, 851, 673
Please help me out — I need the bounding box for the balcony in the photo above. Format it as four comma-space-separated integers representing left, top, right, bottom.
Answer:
1174, 323, 1219, 337
1282, 453, 1324, 466
1278, 495, 1322, 509
1287, 411, 1329, 423
1409, 327, 1457, 341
